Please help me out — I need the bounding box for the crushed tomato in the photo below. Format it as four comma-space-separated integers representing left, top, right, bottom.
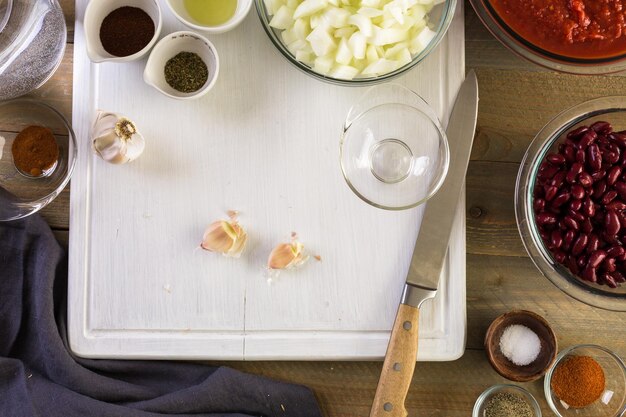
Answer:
490, 0, 626, 58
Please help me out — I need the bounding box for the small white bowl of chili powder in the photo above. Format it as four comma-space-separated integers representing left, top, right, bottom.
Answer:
84, 0, 163, 63
545, 344, 626, 417
143, 31, 219, 100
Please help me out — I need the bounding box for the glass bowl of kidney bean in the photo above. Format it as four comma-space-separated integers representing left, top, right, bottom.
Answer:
516, 96, 626, 311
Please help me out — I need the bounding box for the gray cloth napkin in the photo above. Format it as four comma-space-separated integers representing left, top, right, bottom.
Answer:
0, 214, 322, 417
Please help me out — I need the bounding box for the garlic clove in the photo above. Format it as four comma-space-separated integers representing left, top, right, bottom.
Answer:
91, 111, 145, 164
201, 219, 248, 257
268, 241, 308, 270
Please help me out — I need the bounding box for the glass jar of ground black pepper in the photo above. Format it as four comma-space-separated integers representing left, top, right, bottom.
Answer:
0, 0, 67, 100
473, 385, 542, 417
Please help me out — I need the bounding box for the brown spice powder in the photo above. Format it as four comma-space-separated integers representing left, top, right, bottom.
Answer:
551, 355, 605, 408
11, 126, 59, 177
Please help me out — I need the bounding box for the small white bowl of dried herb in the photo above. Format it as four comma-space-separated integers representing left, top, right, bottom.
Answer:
143, 31, 219, 100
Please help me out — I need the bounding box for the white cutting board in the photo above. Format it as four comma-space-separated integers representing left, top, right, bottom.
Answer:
68, 0, 466, 360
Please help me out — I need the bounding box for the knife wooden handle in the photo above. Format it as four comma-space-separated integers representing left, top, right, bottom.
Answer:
369, 303, 420, 417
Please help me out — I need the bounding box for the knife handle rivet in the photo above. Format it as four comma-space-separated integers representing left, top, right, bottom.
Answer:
383, 403, 393, 412
403, 321, 412, 331
393, 362, 402, 371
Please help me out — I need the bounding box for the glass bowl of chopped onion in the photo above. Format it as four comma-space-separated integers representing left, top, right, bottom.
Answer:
544, 344, 626, 417
473, 384, 542, 417
254, 0, 457, 85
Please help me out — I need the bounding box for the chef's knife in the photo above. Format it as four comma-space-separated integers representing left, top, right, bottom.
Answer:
370, 70, 479, 417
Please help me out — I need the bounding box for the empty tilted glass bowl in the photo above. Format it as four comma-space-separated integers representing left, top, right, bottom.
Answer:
255, 0, 457, 85
0, 99, 76, 221
340, 84, 449, 210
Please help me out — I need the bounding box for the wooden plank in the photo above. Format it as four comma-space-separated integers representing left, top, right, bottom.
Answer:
53, 229, 69, 248
60, 0, 75, 42
220, 350, 552, 416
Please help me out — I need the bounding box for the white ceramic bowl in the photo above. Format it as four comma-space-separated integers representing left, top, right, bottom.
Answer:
143, 31, 219, 100
84, 0, 162, 63
165, 0, 252, 34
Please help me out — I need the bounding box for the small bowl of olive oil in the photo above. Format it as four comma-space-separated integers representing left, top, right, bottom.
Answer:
165, 0, 252, 34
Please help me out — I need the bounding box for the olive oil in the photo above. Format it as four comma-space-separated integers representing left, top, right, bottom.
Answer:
183, 0, 238, 26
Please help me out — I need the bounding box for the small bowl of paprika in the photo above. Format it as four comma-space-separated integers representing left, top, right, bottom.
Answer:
545, 344, 626, 417
0, 99, 77, 221
84, 0, 163, 63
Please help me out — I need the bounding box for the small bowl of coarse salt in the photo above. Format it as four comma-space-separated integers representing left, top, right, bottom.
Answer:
485, 310, 558, 382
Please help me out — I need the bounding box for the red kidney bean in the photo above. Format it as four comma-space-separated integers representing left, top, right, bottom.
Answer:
540, 230, 550, 243
606, 151, 620, 165
582, 198, 596, 217
605, 257, 617, 273
587, 143, 602, 171
606, 210, 621, 236
564, 145, 576, 163
609, 132, 626, 147
566, 162, 584, 183
591, 121, 612, 134
607, 166, 622, 185
577, 255, 588, 269
607, 246, 625, 258
579, 172, 593, 188
551, 230, 563, 249
571, 185, 585, 200
588, 250, 608, 268
604, 274, 619, 288
538, 164, 559, 180
591, 169, 606, 181
607, 201, 626, 211
578, 130, 598, 148
582, 218, 593, 233
587, 234, 600, 253
593, 180, 607, 199
552, 192, 571, 208
568, 126, 590, 140
618, 212, 626, 229
572, 233, 589, 255
569, 199, 583, 211
619, 252, 626, 262
563, 216, 580, 230
536, 212, 558, 225
576, 149, 586, 163
601, 190, 618, 205
545, 185, 558, 201
615, 182, 626, 201
583, 265, 598, 282
566, 255, 580, 275
547, 153, 566, 165
534, 198, 546, 212
567, 210, 585, 222
550, 171, 567, 188
563, 230, 576, 251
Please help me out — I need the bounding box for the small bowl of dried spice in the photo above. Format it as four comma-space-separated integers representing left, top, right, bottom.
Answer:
545, 344, 626, 417
84, 0, 162, 63
143, 31, 219, 100
0, 99, 77, 221
485, 310, 558, 382
473, 384, 542, 417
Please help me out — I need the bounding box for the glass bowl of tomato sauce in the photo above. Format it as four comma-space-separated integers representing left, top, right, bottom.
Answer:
469, 0, 626, 74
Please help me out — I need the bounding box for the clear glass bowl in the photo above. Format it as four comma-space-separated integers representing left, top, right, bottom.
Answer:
468, 0, 626, 74
544, 345, 626, 417
0, 99, 76, 221
254, 0, 457, 86
473, 384, 542, 417
515, 96, 626, 311
340, 84, 449, 210
0, 0, 67, 100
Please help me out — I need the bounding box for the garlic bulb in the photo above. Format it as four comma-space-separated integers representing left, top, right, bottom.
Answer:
92, 111, 145, 164
267, 240, 308, 270
201, 215, 248, 257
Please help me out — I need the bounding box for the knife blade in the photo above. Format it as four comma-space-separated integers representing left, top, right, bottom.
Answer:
369, 70, 479, 417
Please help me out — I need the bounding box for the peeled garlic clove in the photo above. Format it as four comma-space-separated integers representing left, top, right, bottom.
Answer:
268, 241, 308, 270
92, 111, 145, 164
201, 219, 248, 257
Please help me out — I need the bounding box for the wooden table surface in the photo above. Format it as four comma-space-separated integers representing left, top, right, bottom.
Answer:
30, 1, 626, 415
